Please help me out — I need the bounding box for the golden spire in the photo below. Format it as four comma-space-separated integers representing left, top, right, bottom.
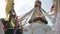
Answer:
35, 0, 41, 7
36, 0, 40, 1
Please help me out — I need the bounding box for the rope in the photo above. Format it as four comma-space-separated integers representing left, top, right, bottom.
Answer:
41, 8, 56, 24
20, 8, 34, 21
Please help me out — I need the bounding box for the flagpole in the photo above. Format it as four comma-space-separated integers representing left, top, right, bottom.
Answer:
54, 0, 60, 34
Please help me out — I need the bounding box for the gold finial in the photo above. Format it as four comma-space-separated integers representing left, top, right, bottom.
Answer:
5, 0, 14, 21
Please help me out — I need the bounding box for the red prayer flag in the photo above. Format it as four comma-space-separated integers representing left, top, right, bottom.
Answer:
51, 5, 54, 12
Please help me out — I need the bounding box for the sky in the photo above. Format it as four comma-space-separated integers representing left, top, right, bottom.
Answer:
0, 0, 53, 26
